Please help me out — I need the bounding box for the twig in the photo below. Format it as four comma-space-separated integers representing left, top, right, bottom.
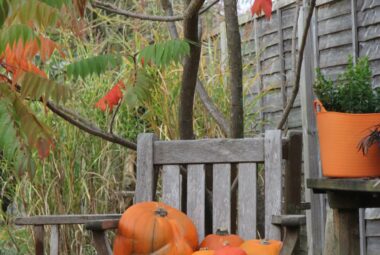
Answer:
277, 0, 316, 130
0, 77, 137, 150
92, 0, 220, 22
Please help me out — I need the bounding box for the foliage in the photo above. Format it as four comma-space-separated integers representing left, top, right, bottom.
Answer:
138, 39, 190, 67
314, 56, 380, 113
251, 0, 272, 19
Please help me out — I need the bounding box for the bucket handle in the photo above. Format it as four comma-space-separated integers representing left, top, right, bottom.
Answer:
314, 99, 327, 113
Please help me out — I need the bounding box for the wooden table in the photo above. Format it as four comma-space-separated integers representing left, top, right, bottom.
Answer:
307, 178, 380, 255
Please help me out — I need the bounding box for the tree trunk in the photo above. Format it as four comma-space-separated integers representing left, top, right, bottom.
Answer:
179, 0, 203, 139
224, 0, 243, 138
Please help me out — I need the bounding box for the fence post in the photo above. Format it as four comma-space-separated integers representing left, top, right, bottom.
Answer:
299, 1, 325, 255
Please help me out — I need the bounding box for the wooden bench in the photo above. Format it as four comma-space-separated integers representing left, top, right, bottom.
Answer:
15, 130, 305, 255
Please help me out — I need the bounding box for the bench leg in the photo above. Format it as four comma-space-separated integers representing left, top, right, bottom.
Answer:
280, 226, 299, 255
92, 230, 112, 255
34, 225, 44, 255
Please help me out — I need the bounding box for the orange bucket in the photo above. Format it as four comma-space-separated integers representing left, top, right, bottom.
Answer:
315, 100, 380, 177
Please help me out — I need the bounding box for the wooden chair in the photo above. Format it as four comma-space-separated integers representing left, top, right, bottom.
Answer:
15, 130, 305, 255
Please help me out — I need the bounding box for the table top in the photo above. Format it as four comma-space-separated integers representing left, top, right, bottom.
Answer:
307, 178, 380, 193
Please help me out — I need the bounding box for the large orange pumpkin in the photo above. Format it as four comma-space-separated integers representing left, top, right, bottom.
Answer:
200, 229, 244, 250
113, 202, 198, 255
240, 239, 282, 255
215, 246, 247, 255
192, 248, 215, 255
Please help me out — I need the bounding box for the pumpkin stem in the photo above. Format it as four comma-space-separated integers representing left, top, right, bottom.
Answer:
260, 239, 270, 245
155, 207, 168, 217
216, 228, 229, 236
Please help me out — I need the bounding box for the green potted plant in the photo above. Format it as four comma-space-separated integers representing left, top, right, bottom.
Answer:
314, 56, 380, 177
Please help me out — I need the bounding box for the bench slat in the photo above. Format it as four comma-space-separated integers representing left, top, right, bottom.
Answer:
135, 133, 156, 203
162, 165, 181, 210
187, 164, 206, 242
213, 164, 231, 233
238, 163, 257, 239
265, 130, 283, 240
154, 139, 264, 164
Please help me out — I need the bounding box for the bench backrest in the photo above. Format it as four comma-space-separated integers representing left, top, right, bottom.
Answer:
134, 130, 302, 242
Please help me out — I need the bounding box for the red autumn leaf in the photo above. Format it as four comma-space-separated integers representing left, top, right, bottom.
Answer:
251, 0, 272, 19
95, 81, 125, 112
36, 137, 54, 159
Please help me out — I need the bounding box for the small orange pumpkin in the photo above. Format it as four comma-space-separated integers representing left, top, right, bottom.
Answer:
192, 248, 215, 255
200, 229, 244, 250
240, 239, 282, 255
113, 201, 198, 255
215, 246, 247, 255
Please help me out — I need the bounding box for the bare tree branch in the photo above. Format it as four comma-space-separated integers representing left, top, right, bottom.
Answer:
46, 102, 137, 150
0, 76, 137, 150
277, 0, 316, 130
92, 0, 219, 22
160, 0, 230, 136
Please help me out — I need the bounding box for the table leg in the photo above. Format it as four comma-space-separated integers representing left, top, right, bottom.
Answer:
333, 208, 360, 255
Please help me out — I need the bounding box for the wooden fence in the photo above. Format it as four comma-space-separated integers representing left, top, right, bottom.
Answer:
203, 0, 380, 254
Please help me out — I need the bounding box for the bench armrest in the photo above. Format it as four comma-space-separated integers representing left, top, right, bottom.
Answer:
85, 219, 119, 231
272, 214, 306, 255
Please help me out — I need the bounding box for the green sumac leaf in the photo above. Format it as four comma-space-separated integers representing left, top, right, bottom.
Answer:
0, 24, 35, 52
138, 39, 190, 67
125, 69, 154, 108
66, 54, 122, 80
16, 0, 58, 29
0, 0, 9, 28
20, 72, 72, 104
40, 0, 71, 9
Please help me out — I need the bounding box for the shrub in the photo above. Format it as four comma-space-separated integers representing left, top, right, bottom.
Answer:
314, 56, 380, 113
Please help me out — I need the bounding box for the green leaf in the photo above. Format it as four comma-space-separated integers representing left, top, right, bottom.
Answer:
138, 39, 190, 67
20, 72, 72, 104
0, 24, 35, 52
0, 0, 9, 28
66, 54, 123, 80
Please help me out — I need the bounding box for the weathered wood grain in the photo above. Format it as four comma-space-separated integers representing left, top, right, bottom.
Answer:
318, 14, 352, 36
299, 4, 325, 254
237, 163, 257, 239
319, 44, 353, 68
212, 164, 231, 233
34, 225, 44, 255
367, 237, 380, 255
135, 133, 157, 203
272, 215, 306, 226
357, 0, 380, 11
317, 0, 351, 21
358, 26, 380, 42
351, 0, 359, 60
85, 219, 119, 231
365, 219, 380, 237
318, 30, 352, 51
15, 214, 121, 225
264, 130, 282, 240
307, 179, 380, 193
357, 6, 380, 27
154, 139, 264, 164
359, 39, 380, 61
333, 209, 360, 255
187, 164, 206, 242
50, 225, 59, 255
92, 231, 112, 255
162, 165, 181, 210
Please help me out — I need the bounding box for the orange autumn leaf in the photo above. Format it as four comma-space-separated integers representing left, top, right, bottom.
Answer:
0, 37, 64, 84
251, 0, 272, 19
95, 81, 125, 112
